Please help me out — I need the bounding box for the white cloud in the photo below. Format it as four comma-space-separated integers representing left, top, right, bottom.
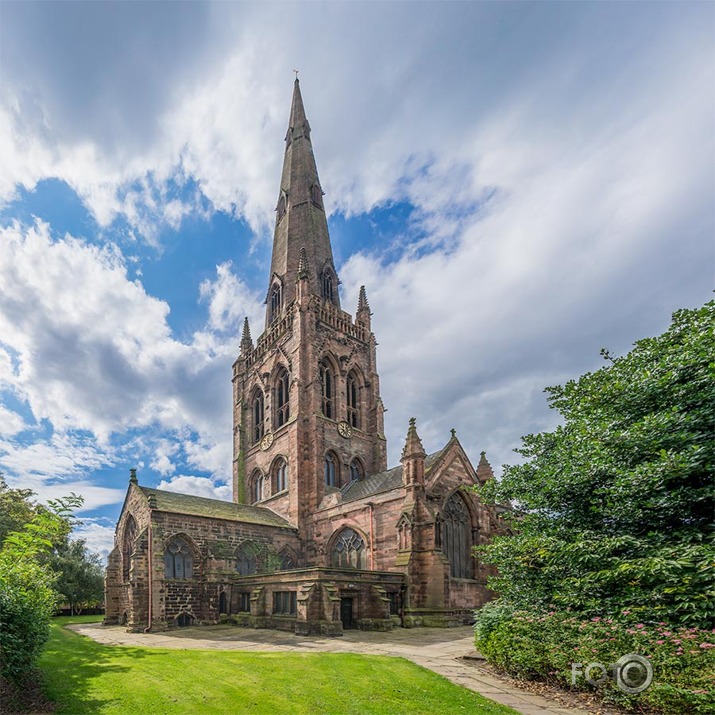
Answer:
156, 474, 232, 502
0, 404, 26, 436
73, 518, 119, 562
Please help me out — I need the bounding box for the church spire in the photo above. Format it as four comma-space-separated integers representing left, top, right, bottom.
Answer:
266, 78, 340, 327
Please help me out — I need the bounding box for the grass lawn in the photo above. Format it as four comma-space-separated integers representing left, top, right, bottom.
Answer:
40, 617, 517, 715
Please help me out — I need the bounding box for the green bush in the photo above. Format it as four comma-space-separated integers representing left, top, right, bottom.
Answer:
0, 564, 57, 682
475, 605, 715, 714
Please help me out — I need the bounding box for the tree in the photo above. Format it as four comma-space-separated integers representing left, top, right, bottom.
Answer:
0, 494, 82, 682
50, 539, 105, 616
478, 300, 715, 626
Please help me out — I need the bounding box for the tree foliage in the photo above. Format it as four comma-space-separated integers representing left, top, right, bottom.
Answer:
478, 300, 715, 626
50, 539, 105, 616
0, 487, 82, 682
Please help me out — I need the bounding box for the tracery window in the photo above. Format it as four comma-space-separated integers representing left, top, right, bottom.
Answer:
122, 515, 137, 582
278, 551, 295, 570
276, 368, 290, 427
273, 458, 288, 493
441, 493, 472, 579
320, 359, 334, 418
164, 538, 193, 579
252, 389, 265, 444
346, 371, 360, 428
236, 543, 258, 576
331, 528, 366, 569
324, 452, 338, 487
349, 459, 364, 483
270, 282, 282, 322
250, 470, 264, 504
321, 270, 334, 303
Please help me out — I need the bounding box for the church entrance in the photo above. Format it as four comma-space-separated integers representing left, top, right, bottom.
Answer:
340, 597, 354, 630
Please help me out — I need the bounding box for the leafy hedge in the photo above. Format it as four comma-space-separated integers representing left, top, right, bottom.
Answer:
475, 603, 715, 714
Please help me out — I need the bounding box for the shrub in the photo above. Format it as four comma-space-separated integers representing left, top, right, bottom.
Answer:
475, 605, 715, 714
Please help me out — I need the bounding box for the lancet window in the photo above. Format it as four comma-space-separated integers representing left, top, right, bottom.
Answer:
276, 368, 290, 427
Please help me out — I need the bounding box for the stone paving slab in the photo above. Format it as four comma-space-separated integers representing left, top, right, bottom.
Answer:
69, 623, 592, 715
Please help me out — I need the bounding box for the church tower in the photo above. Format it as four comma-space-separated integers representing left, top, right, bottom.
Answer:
232, 79, 387, 556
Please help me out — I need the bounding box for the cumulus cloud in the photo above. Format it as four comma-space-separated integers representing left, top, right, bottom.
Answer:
73, 518, 119, 562
0, 221, 263, 492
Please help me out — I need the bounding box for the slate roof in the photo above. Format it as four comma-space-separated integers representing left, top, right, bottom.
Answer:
341, 447, 446, 503
139, 487, 296, 529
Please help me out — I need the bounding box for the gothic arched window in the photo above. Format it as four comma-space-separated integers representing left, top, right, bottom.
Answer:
270, 282, 282, 322
252, 389, 265, 444
441, 493, 472, 579
122, 515, 137, 582
273, 457, 288, 493
324, 452, 338, 487
320, 359, 334, 418
349, 459, 364, 483
311, 183, 323, 208
277, 193, 287, 221
279, 550, 295, 570
236, 543, 258, 575
164, 538, 193, 579
219, 591, 228, 614
346, 371, 360, 428
331, 528, 367, 569
250, 470, 264, 504
321, 270, 334, 303
276, 368, 290, 427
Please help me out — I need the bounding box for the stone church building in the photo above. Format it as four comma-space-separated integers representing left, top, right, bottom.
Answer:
105, 79, 505, 634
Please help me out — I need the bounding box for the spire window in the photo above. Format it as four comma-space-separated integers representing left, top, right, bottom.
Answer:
276, 368, 290, 427
324, 452, 338, 487
346, 371, 360, 428
321, 270, 334, 303
320, 359, 334, 418
252, 389, 265, 444
276, 194, 287, 222
270, 283, 282, 322
273, 457, 288, 493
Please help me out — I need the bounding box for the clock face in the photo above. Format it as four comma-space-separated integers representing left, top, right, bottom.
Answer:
337, 421, 353, 438
260, 432, 274, 451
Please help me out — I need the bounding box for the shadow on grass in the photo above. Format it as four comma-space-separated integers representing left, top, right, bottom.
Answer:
40, 622, 158, 714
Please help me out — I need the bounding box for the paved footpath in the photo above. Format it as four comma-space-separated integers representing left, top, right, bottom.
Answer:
70, 623, 591, 715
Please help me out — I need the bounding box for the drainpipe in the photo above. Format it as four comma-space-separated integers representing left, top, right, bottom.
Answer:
144, 519, 153, 633
367, 502, 375, 570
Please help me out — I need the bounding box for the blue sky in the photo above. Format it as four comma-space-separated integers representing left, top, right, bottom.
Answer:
0, 1, 712, 557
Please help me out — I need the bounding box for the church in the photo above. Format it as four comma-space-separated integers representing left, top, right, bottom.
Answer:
104, 79, 506, 634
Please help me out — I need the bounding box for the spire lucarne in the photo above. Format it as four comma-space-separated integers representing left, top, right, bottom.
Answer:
266, 78, 340, 328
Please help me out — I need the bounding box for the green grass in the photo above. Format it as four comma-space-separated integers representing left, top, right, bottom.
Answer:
39, 618, 517, 715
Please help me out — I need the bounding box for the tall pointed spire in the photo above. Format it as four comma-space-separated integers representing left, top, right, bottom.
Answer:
240, 317, 253, 353
266, 78, 340, 327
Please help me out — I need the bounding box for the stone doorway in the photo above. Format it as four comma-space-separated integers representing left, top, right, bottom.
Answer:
340, 597, 354, 630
